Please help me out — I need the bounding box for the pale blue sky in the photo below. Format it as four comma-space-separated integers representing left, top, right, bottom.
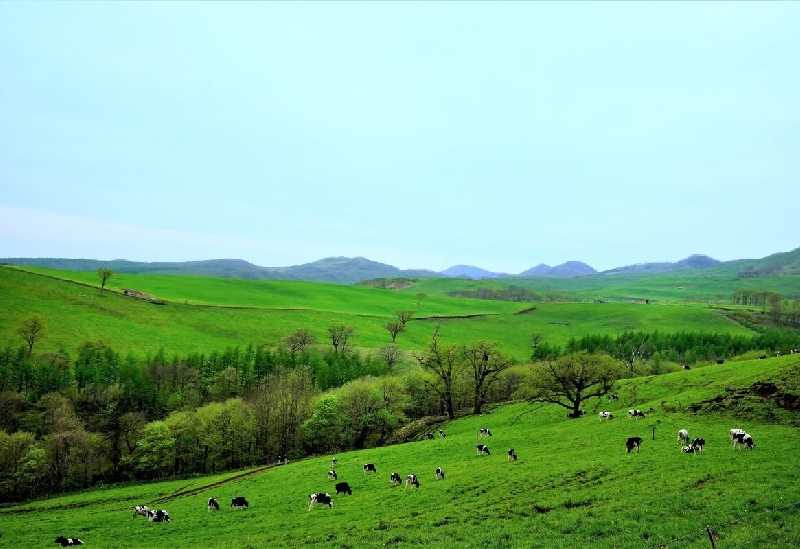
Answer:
1, 2, 798, 273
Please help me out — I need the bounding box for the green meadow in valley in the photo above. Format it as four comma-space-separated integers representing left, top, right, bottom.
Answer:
1, 357, 799, 548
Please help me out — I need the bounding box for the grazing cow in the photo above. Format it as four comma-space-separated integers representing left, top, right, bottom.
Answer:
730, 428, 746, 445
567, 410, 587, 418
759, 355, 767, 360
54, 537, 83, 546
363, 463, 377, 475
733, 433, 755, 450
477, 428, 493, 437
776, 351, 782, 357
608, 393, 619, 401
276, 454, 288, 465
328, 470, 338, 481
626, 437, 643, 453
133, 505, 150, 519
476, 444, 491, 455
599, 412, 614, 421
390, 472, 402, 487
677, 429, 690, 445
439, 429, 446, 438
423, 432, 435, 440
335, 482, 352, 496
507, 448, 517, 462
692, 437, 706, 453
230, 496, 249, 510
683, 364, 691, 370
435, 467, 445, 480
682, 445, 699, 454
147, 509, 170, 523
207, 497, 219, 512
331, 457, 337, 468
628, 409, 646, 419
717, 359, 724, 364
791, 349, 799, 354
405, 474, 420, 489
308, 492, 334, 511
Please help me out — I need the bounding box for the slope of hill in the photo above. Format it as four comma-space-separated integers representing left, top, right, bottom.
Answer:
2, 356, 798, 548
519, 260, 597, 278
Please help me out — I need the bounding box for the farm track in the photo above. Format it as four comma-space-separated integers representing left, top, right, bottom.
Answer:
149, 464, 274, 504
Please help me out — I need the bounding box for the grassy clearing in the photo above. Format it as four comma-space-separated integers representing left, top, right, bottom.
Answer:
0, 267, 756, 361
2, 356, 799, 548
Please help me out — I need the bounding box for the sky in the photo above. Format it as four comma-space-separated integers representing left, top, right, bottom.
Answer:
1, 2, 798, 274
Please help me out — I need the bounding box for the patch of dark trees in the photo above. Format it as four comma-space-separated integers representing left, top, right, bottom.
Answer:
446, 285, 542, 302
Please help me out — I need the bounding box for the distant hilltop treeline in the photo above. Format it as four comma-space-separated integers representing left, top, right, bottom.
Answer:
3, 247, 800, 284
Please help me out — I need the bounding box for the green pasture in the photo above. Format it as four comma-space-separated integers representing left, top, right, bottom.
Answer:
0, 267, 757, 361
2, 356, 799, 548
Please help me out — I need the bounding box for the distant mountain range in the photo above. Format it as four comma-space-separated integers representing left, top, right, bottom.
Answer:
3, 248, 799, 284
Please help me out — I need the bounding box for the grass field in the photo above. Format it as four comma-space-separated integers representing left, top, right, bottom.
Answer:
2, 355, 798, 548
0, 266, 760, 361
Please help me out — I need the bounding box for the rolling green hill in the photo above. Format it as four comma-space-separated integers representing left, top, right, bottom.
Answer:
0, 266, 759, 361
2, 355, 798, 548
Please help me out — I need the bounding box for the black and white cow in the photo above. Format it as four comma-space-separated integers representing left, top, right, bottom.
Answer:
147, 509, 170, 523
435, 467, 445, 480
628, 409, 646, 419
438, 429, 446, 438
308, 492, 334, 511
677, 429, 690, 445
276, 454, 288, 465
405, 474, 420, 489
328, 470, 338, 481
732, 432, 755, 450
599, 411, 614, 421
625, 437, 643, 453
335, 482, 352, 496
692, 437, 706, 453
476, 444, 491, 455
507, 448, 517, 461
207, 497, 219, 511
390, 472, 402, 487
477, 428, 492, 437
363, 463, 377, 475
683, 364, 691, 370
730, 428, 746, 445
759, 355, 767, 360
423, 432, 435, 440
608, 393, 619, 401
54, 536, 83, 546
682, 445, 699, 454
331, 457, 337, 468
133, 505, 150, 519
230, 496, 249, 510
791, 349, 799, 355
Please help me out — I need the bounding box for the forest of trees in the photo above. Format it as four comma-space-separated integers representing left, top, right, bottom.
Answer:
1, 322, 798, 503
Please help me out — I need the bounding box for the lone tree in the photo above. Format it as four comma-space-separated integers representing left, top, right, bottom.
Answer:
463, 340, 511, 414
327, 325, 354, 354
414, 292, 428, 306
283, 329, 316, 360
16, 315, 46, 355
97, 267, 114, 295
523, 351, 623, 419
384, 321, 405, 343
395, 310, 415, 326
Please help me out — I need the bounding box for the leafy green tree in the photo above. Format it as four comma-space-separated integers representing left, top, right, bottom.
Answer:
327, 325, 354, 354
463, 340, 511, 414
395, 310, 415, 326
134, 420, 175, 478
97, 267, 114, 295
520, 351, 624, 418
15, 444, 47, 498
384, 321, 405, 343
16, 315, 46, 355
283, 329, 316, 360
412, 327, 462, 419
415, 292, 428, 306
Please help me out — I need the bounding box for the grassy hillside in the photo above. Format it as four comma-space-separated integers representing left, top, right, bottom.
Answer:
2, 356, 799, 548
0, 266, 758, 361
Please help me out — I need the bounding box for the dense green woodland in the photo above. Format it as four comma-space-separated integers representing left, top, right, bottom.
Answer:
1, 265, 799, 503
